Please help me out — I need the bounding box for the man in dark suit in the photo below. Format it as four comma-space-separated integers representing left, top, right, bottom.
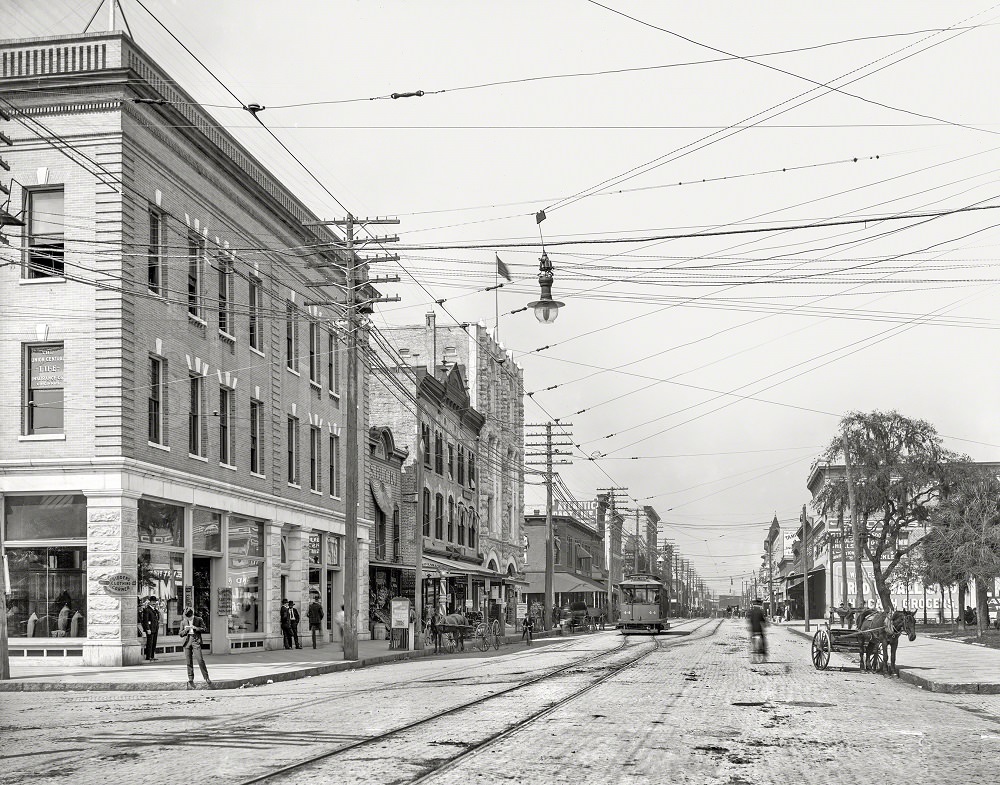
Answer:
142, 595, 160, 661
287, 600, 302, 649
280, 599, 292, 649
179, 606, 212, 689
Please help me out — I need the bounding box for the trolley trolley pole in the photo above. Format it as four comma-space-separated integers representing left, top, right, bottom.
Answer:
525, 422, 573, 631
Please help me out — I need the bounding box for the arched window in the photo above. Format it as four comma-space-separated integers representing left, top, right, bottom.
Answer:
434, 493, 444, 540
422, 488, 431, 537
447, 496, 455, 541
468, 512, 477, 551
458, 506, 466, 546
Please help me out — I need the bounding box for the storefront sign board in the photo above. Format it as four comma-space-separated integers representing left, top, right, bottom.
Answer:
390, 597, 409, 629
218, 587, 233, 615
516, 602, 528, 619
184, 585, 194, 610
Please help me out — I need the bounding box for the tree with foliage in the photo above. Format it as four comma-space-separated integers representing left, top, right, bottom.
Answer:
923, 467, 1000, 638
916, 526, 963, 624
814, 410, 965, 612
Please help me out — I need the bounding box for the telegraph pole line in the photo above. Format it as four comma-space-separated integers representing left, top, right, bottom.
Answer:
525, 421, 573, 631
309, 214, 400, 661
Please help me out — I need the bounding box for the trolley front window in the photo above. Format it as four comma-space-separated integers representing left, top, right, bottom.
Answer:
623, 586, 659, 604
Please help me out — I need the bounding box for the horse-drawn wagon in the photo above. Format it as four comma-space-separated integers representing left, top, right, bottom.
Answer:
436, 612, 500, 653
810, 608, 916, 675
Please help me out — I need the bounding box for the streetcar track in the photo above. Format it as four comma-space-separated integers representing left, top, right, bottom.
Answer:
239, 619, 719, 785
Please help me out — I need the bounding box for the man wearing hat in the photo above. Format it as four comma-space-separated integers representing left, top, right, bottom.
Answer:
179, 606, 212, 689
141, 595, 160, 661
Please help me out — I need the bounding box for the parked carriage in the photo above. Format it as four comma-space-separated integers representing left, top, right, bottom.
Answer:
811, 608, 916, 674
437, 613, 501, 653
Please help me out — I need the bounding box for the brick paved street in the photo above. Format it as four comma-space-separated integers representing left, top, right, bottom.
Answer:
2, 620, 997, 785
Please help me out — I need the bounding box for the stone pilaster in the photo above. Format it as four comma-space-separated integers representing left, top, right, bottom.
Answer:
287, 527, 306, 606
83, 492, 143, 666
265, 522, 283, 650
358, 537, 370, 641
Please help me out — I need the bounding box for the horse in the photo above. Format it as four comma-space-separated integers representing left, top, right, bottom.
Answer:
856, 608, 917, 675
440, 612, 468, 651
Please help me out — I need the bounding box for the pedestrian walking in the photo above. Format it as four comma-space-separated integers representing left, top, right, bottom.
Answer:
522, 614, 534, 646
747, 597, 768, 661
179, 606, 212, 689
280, 599, 292, 649
335, 604, 345, 642
142, 595, 160, 661
307, 596, 325, 649
287, 600, 302, 649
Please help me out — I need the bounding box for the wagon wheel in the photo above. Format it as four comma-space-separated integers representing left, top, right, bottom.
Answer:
474, 623, 490, 652
811, 629, 831, 669
490, 620, 502, 650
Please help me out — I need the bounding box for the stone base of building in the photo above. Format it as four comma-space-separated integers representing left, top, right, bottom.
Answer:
83, 640, 144, 667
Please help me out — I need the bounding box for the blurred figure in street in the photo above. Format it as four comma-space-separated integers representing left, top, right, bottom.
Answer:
307, 596, 325, 649
747, 597, 768, 661
335, 604, 345, 642
179, 606, 211, 689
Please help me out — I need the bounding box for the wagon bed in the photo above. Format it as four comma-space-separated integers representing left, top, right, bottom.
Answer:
810, 622, 884, 671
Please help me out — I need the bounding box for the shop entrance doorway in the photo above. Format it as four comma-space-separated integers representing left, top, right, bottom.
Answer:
193, 557, 213, 636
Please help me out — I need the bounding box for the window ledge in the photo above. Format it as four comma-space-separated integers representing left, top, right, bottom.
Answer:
219, 462, 237, 471
188, 313, 207, 327
250, 471, 266, 479
249, 346, 265, 358
19, 434, 66, 441
188, 453, 208, 462
19, 276, 67, 285
219, 330, 236, 344
330, 494, 342, 501
148, 441, 170, 452
147, 288, 165, 299
310, 489, 323, 496
286, 367, 301, 377
310, 380, 321, 390
287, 482, 302, 490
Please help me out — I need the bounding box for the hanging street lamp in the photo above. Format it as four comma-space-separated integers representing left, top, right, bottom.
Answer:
527, 251, 565, 324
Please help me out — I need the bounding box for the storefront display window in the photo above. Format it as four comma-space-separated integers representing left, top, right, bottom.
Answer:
138, 548, 183, 634
228, 517, 264, 634
4, 495, 86, 540
138, 499, 184, 548
192, 509, 222, 552
5, 547, 87, 638
326, 535, 340, 566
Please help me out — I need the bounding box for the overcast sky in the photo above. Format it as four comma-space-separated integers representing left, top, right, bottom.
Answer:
11, 1, 1000, 593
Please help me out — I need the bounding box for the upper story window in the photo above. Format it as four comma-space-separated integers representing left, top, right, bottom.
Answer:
309, 426, 322, 491
217, 255, 234, 335
330, 433, 342, 497
309, 322, 321, 384
422, 488, 431, 536
147, 207, 163, 294
434, 432, 443, 475
287, 415, 300, 485
219, 386, 235, 466
148, 356, 166, 445
24, 343, 64, 435
285, 301, 299, 372
25, 187, 65, 278
457, 445, 465, 485
187, 233, 205, 319
468, 454, 476, 488
188, 374, 205, 456
447, 443, 454, 479
248, 275, 263, 351
249, 398, 264, 475
421, 424, 431, 468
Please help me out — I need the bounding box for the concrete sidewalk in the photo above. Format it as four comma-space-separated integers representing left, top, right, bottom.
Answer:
0, 628, 569, 692
781, 619, 1000, 694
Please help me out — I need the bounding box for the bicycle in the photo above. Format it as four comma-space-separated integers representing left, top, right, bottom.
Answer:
489, 618, 502, 650
749, 632, 767, 664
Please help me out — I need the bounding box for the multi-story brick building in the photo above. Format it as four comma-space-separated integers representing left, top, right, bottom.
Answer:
0, 31, 370, 665
369, 315, 526, 626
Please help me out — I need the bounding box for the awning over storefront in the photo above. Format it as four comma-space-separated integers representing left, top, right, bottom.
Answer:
369, 560, 440, 578
784, 568, 824, 589
369, 479, 394, 514
525, 571, 608, 595
423, 554, 504, 580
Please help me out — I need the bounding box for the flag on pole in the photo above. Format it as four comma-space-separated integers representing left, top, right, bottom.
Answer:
496, 253, 512, 282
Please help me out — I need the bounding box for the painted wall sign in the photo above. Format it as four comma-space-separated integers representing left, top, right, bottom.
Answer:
99, 572, 136, 595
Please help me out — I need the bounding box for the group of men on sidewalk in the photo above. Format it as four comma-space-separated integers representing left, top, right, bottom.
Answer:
281, 596, 337, 649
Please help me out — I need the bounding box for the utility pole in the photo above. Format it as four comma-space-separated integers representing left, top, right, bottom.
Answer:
802, 504, 811, 632
0, 543, 9, 680
525, 422, 573, 630
412, 401, 425, 651
309, 214, 399, 661
842, 436, 865, 610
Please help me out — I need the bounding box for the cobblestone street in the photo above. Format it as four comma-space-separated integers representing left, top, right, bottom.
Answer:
2, 620, 997, 784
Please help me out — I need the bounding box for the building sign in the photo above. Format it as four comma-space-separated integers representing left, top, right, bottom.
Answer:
327, 536, 341, 567
29, 345, 64, 389
99, 572, 136, 595
553, 499, 599, 524
218, 587, 233, 615
184, 585, 194, 610
516, 602, 528, 619
391, 597, 410, 629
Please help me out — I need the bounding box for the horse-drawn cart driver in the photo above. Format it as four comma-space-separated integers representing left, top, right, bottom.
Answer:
834, 601, 857, 629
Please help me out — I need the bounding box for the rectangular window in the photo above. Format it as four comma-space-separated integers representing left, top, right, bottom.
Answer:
24, 344, 64, 435
447, 444, 454, 479
333, 330, 341, 394
287, 416, 300, 485
187, 233, 205, 319
457, 445, 465, 485
188, 375, 204, 456
434, 433, 443, 475
249, 399, 263, 474
327, 332, 335, 393
285, 301, 299, 371
248, 275, 263, 350
330, 433, 342, 497
5, 547, 87, 638
310, 426, 321, 491
25, 187, 64, 278
148, 356, 165, 444
147, 207, 163, 294
309, 323, 320, 384
4, 495, 87, 540
219, 386, 234, 465
421, 424, 431, 468
217, 256, 233, 335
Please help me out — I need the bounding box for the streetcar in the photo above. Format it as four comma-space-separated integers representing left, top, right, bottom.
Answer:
616, 573, 670, 634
